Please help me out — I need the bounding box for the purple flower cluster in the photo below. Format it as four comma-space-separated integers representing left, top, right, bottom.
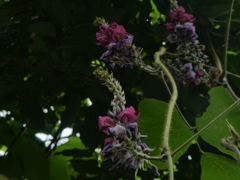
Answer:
165, 7, 197, 43
95, 22, 136, 69
98, 106, 153, 170
182, 63, 204, 87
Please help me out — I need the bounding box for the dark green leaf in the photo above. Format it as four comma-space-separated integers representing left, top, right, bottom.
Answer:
197, 87, 240, 157
201, 153, 240, 180
138, 99, 192, 169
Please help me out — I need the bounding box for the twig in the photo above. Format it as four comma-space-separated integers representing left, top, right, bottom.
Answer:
154, 47, 178, 180
205, 30, 223, 73
205, 30, 239, 100
4, 120, 32, 155
227, 71, 240, 79
225, 80, 239, 100
171, 99, 240, 157
222, 0, 235, 80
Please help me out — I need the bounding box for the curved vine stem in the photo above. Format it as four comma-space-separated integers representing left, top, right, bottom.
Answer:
154, 47, 178, 180
161, 71, 193, 129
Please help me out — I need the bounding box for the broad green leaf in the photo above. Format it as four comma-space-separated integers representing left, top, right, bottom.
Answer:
201, 153, 240, 180
0, 137, 49, 180
49, 154, 72, 180
55, 136, 86, 153
138, 99, 192, 169
196, 87, 240, 157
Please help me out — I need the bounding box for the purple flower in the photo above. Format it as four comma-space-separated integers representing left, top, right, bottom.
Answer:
101, 140, 114, 160
183, 63, 193, 71
130, 158, 141, 169
118, 106, 140, 124
185, 70, 196, 79
98, 116, 115, 134
109, 124, 127, 137
99, 35, 134, 69
166, 33, 178, 43
127, 122, 138, 137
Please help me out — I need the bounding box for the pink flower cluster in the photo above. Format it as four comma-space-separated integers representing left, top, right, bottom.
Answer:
98, 106, 152, 170
98, 106, 140, 134
95, 22, 133, 48
165, 6, 197, 43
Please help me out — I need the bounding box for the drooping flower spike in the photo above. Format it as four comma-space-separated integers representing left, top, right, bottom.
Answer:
94, 18, 142, 69
93, 69, 158, 176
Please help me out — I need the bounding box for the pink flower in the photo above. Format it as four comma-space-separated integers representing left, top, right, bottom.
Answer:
95, 22, 133, 48
195, 70, 204, 77
104, 137, 114, 146
98, 116, 115, 134
175, 6, 186, 14
180, 14, 195, 23
169, 6, 194, 24
193, 78, 202, 85
165, 23, 175, 32
118, 106, 140, 124
170, 12, 179, 23
95, 32, 111, 47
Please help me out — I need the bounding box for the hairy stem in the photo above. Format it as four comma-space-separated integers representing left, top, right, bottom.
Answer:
171, 99, 240, 157
161, 71, 193, 129
154, 47, 178, 180
222, 0, 235, 80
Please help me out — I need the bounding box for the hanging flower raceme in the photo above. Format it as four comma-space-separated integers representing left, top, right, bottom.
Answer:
98, 106, 154, 171
163, 6, 214, 88
94, 18, 142, 69
165, 6, 197, 44
93, 69, 158, 176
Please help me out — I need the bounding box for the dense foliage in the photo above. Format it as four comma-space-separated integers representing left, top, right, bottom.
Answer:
0, 0, 240, 180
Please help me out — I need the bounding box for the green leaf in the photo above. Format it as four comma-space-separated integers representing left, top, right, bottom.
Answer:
138, 99, 192, 169
196, 87, 240, 157
29, 21, 56, 38
201, 153, 240, 180
49, 154, 72, 180
0, 137, 49, 180
55, 136, 86, 153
